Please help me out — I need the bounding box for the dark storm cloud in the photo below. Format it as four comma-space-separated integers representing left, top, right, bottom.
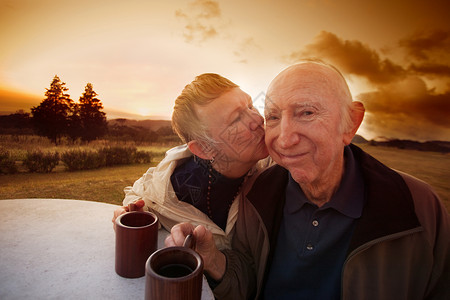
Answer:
284, 30, 450, 141
359, 81, 450, 127
409, 63, 450, 78
400, 30, 450, 79
398, 30, 450, 61
175, 0, 222, 43
285, 31, 407, 85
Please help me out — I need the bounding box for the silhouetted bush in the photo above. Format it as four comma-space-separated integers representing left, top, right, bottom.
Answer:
0, 148, 18, 174
61, 150, 105, 171
23, 150, 59, 173
98, 146, 136, 166
12, 146, 153, 173
60, 147, 153, 171
134, 150, 152, 164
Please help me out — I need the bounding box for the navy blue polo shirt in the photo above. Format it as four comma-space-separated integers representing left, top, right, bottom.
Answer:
264, 146, 365, 299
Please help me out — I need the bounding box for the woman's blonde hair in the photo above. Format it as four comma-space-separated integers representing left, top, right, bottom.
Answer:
172, 73, 239, 145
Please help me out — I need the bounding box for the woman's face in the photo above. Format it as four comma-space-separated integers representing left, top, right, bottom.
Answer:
194, 87, 268, 177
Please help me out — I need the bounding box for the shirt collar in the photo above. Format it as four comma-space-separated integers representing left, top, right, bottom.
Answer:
285, 173, 308, 214
285, 146, 365, 219
325, 146, 365, 218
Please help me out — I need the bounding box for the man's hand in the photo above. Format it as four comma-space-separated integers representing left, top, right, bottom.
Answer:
165, 222, 226, 281
112, 199, 145, 230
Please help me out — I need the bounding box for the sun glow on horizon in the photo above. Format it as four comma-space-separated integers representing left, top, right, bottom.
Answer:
1, 0, 449, 140
137, 107, 151, 117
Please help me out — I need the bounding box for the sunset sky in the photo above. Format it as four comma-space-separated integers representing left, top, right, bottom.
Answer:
1, 0, 449, 141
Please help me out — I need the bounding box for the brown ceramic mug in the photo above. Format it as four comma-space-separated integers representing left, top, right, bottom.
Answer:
115, 211, 158, 278
145, 246, 204, 300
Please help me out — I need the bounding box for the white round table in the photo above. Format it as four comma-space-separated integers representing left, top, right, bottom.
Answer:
0, 199, 214, 300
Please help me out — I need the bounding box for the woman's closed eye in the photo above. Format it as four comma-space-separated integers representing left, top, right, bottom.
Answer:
265, 113, 279, 122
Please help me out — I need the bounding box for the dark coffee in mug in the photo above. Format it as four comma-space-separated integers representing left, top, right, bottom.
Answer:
145, 247, 203, 300
157, 263, 194, 278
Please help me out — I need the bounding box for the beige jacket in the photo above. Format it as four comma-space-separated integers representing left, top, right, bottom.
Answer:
123, 144, 272, 250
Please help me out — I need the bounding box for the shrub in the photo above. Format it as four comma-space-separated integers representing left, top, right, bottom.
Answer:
134, 150, 152, 164
23, 150, 59, 173
98, 146, 136, 166
61, 150, 105, 171
0, 148, 18, 174
60, 147, 152, 171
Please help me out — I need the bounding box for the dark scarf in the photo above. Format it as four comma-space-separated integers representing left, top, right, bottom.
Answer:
170, 156, 244, 231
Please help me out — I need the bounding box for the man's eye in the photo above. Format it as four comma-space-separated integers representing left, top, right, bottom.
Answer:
296, 110, 314, 118
265, 115, 278, 121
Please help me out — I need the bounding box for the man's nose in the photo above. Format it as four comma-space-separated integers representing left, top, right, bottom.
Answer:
278, 118, 300, 148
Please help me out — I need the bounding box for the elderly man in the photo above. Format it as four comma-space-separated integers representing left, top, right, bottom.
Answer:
167, 61, 450, 299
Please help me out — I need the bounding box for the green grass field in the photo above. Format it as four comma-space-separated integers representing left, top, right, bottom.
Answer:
0, 141, 449, 213
0, 163, 157, 205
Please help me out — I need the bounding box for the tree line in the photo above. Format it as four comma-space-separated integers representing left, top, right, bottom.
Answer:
30, 75, 107, 144
0, 75, 181, 145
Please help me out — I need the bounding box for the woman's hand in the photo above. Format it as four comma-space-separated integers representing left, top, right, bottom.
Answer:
111, 199, 145, 230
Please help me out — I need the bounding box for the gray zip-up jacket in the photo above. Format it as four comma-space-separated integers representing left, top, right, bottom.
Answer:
213, 144, 450, 300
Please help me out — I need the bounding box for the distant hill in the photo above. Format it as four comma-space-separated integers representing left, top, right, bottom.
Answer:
352, 134, 449, 153
368, 139, 450, 153
352, 134, 368, 144
107, 118, 171, 131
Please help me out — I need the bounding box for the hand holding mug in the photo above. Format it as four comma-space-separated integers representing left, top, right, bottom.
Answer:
146, 227, 204, 300
112, 199, 146, 230
165, 223, 226, 281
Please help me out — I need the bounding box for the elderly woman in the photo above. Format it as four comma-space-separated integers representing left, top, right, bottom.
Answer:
112, 73, 270, 249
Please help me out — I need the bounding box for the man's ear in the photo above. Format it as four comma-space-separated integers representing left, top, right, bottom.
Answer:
343, 101, 365, 145
187, 140, 214, 160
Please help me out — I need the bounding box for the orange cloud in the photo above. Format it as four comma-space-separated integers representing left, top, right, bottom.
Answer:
409, 63, 450, 78
399, 30, 450, 61
285, 31, 406, 85
0, 88, 41, 114
175, 0, 222, 43
359, 79, 450, 140
284, 31, 450, 141
174, 0, 260, 65
233, 37, 262, 64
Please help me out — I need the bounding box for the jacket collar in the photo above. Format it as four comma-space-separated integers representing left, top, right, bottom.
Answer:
246, 144, 421, 255
246, 165, 288, 248
347, 144, 421, 253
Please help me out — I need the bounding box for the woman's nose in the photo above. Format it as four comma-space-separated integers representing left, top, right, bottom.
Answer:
248, 110, 264, 131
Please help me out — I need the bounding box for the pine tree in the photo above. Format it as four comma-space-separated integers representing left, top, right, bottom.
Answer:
31, 75, 74, 144
78, 83, 107, 141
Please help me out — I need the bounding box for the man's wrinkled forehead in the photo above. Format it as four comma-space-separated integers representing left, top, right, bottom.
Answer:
266, 66, 343, 106
264, 98, 324, 117
265, 82, 328, 109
